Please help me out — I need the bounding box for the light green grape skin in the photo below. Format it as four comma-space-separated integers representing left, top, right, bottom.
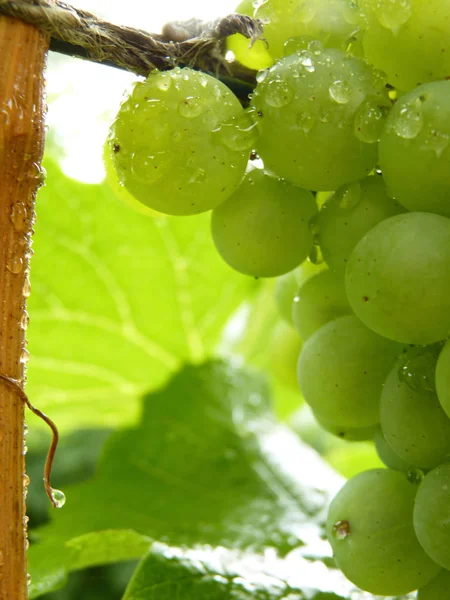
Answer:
314, 413, 378, 441
211, 168, 317, 277
269, 322, 303, 390
417, 569, 450, 600
374, 427, 414, 473
414, 464, 450, 570
292, 269, 352, 340
250, 48, 391, 191
359, 0, 450, 91
109, 68, 253, 216
325, 442, 384, 479
254, 0, 358, 61
436, 341, 450, 419
327, 469, 441, 596
379, 81, 450, 218
316, 176, 405, 273
297, 315, 402, 428
345, 212, 450, 345
380, 350, 450, 469
274, 270, 300, 325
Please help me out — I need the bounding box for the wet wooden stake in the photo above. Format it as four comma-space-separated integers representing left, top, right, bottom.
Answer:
0, 15, 48, 598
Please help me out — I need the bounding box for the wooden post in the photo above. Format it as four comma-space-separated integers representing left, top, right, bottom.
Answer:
0, 15, 48, 598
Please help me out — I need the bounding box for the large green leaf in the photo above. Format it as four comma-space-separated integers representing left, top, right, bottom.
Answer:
28, 361, 354, 599
27, 161, 256, 429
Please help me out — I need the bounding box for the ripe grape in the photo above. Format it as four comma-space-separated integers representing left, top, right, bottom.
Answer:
417, 569, 450, 600
374, 427, 414, 473
250, 47, 391, 190
314, 414, 378, 441
316, 175, 405, 272
254, 0, 358, 61
379, 81, 450, 217
297, 315, 402, 428
414, 464, 450, 570
211, 168, 317, 277
274, 269, 301, 325
436, 341, 450, 419
327, 469, 441, 596
292, 269, 352, 340
380, 346, 450, 469
345, 212, 450, 345
108, 68, 254, 216
358, 0, 450, 91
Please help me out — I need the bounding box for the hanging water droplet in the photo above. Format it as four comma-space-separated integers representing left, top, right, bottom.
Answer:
264, 79, 294, 108
339, 181, 362, 209
23, 273, 31, 298
6, 253, 23, 275
178, 96, 204, 118
329, 80, 352, 104
50, 488, 66, 508
20, 311, 29, 331
10, 202, 27, 232
20, 348, 29, 365
296, 110, 316, 133
397, 346, 438, 393
354, 101, 386, 143
407, 468, 424, 485
23, 474, 30, 487
26, 573, 32, 588
30, 163, 46, 187
256, 69, 268, 83
376, 0, 412, 30
393, 101, 423, 139
333, 520, 351, 540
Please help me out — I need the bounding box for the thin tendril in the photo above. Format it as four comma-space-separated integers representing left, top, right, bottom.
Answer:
0, 373, 60, 508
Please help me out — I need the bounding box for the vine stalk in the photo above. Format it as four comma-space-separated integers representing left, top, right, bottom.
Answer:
0, 14, 48, 598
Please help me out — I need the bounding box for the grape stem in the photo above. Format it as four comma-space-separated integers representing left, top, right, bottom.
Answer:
0, 0, 264, 104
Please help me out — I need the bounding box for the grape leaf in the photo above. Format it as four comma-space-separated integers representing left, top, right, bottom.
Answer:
27, 160, 256, 430
28, 361, 353, 599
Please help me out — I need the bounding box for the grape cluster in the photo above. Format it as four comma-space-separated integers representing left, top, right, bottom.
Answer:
107, 0, 450, 595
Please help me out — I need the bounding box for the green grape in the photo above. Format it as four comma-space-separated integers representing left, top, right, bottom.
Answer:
254, 0, 358, 61
380, 346, 450, 469
345, 212, 450, 345
414, 464, 450, 570
108, 67, 254, 216
269, 322, 303, 390
250, 48, 391, 191
314, 413, 378, 441
436, 341, 450, 419
418, 569, 450, 600
374, 426, 414, 473
297, 315, 402, 428
274, 270, 300, 325
211, 168, 317, 277
327, 469, 441, 596
292, 269, 352, 340
379, 82, 450, 218
316, 176, 405, 273
358, 0, 450, 91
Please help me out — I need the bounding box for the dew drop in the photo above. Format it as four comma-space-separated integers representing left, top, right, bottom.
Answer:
20, 348, 29, 365
50, 488, 66, 509
190, 168, 207, 183
256, 69, 268, 83
23, 273, 31, 298
296, 110, 316, 133
397, 346, 437, 393
333, 520, 351, 540
27, 573, 31, 589
426, 129, 449, 158
283, 36, 310, 56
329, 80, 352, 104
264, 79, 294, 108
376, 0, 412, 30
6, 253, 23, 274
407, 468, 424, 485
354, 101, 386, 143
23, 474, 30, 487
298, 53, 315, 73
178, 96, 204, 118
20, 311, 29, 331
10, 202, 27, 232
339, 181, 362, 209
217, 116, 259, 152
393, 101, 423, 139
156, 74, 172, 91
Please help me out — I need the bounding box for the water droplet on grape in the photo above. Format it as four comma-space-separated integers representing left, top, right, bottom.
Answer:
333, 520, 351, 540
376, 0, 412, 30
178, 96, 204, 118
190, 168, 207, 184
156, 75, 172, 92
393, 101, 424, 139
329, 80, 352, 104
407, 468, 424, 485
50, 488, 66, 509
426, 129, 449, 158
296, 110, 316, 133
354, 101, 385, 143
216, 116, 259, 152
298, 53, 315, 73
398, 347, 438, 393
256, 70, 268, 83
339, 181, 362, 209
264, 80, 294, 108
